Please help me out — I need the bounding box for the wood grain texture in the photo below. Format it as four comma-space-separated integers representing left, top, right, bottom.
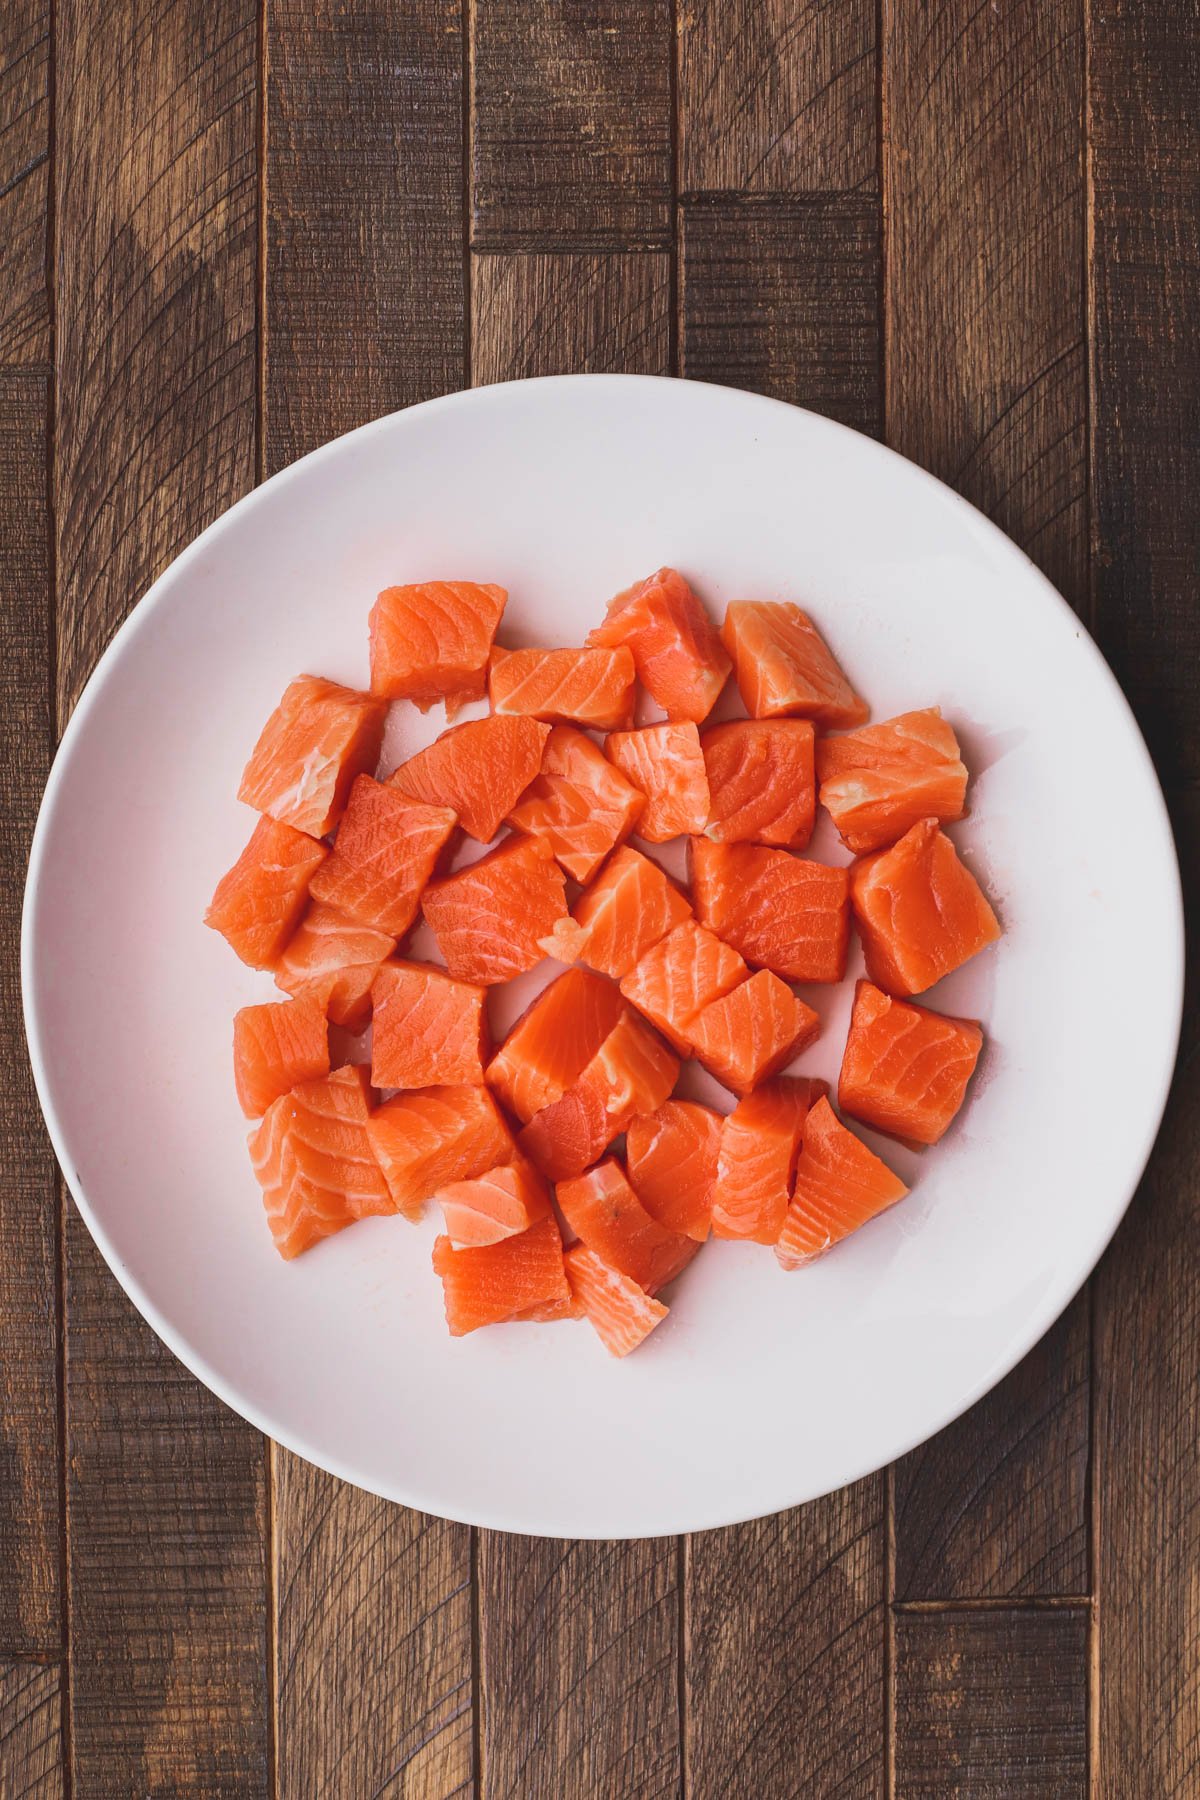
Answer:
471, 0, 672, 250
477, 1533, 680, 1799
64, 1219, 270, 1796
894, 1608, 1089, 1796
472, 252, 670, 378
265, 10, 475, 1792
273, 1460, 473, 1799
0, 0, 50, 362
883, 0, 1091, 1606
883, 0, 1088, 611
680, 195, 881, 435
893, 1296, 1089, 1600
266, 0, 464, 467
1088, 0, 1200, 781
0, 375, 59, 1659
54, 0, 269, 1790
1090, 6, 1199, 1782
54, 0, 259, 719
678, 0, 876, 194
686, 1480, 886, 1799
0, 1660, 64, 1800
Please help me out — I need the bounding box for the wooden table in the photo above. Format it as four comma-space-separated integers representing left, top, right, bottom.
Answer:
1, 1, 1196, 1793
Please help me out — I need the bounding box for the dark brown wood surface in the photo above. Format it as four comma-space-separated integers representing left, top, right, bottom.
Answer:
1, 0, 1197, 1791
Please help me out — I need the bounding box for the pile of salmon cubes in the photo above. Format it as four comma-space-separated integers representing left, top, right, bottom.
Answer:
207, 570, 1000, 1357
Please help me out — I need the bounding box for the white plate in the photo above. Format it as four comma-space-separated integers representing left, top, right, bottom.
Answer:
23, 375, 1183, 1538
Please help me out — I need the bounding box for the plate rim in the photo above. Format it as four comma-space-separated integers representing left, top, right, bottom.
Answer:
22, 372, 1186, 1536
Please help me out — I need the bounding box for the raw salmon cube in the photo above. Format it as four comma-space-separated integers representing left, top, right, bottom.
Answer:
371, 959, 490, 1089
605, 722, 710, 842
690, 838, 850, 984
710, 1077, 828, 1243
273, 902, 395, 1031
776, 1096, 909, 1269
518, 1009, 679, 1181
238, 674, 387, 838
507, 725, 645, 882
619, 919, 748, 1054
587, 567, 730, 723
687, 970, 820, 1096
488, 644, 636, 730
838, 980, 983, 1146
389, 714, 550, 843
369, 581, 507, 709
309, 775, 457, 937
511, 1291, 587, 1323
432, 1214, 572, 1335
565, 1244, 669, 1357
701, 719, 816, 848
721, 601, 868, 726
850, 817, 1001, 996
485, 967, 624, 1122
367, 1084, 515, 1221
435, 1159, 551, 1246
556, 1159, 699, 1294
816, 707, 969, 854
625, 1100, 722, 1242
422, 833, 568, 984
206, 815, 328, 970
539, 846, 692, 981
249, 1064, 392, 1260
233, 993, 330, 1119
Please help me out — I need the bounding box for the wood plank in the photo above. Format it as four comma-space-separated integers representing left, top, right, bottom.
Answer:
265, 6, 474, 1793
678, 0, 876, 194
477, 1533, 681, 1799
0, 374, 60, 1659
54, 0, 259, 719
0, 0, 50, 363
679, 193, 885, 1800
686, 1481, 886, 1799
0, 1660, 64, 1800
265, 0, 464, 466
273, 1460, 473, 1799
471, 0, 672, 251
893, 1608, 1089, 1796
882, 0, 1090, 1602
679, 195, 882, 436
893, 1296, 1089, 1600
883, 0, 1088, 612
1088, 0, 1200, 780
1090, 4, 1199, 1787
472, 252, 670, 378
54, 1, 269, 1790
472, 246, 680, 1800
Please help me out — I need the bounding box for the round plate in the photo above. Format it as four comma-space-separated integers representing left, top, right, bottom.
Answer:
23, 375, 1183, 1538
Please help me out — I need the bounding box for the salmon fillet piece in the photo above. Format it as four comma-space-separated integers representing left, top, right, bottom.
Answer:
233, 993, 330, 1119
432, 1215, 572, 1334
435, 1159, 551, 1247
850, 817, 1001, 996
619, 918, 748, 1054
687, 970, 820, 1096
776, 1096, 909, 1269
206, 815, 328, 970
587, 566, 730, 723
838, 979, 984, 1146
565, 1244, 669, 1356
701, 719, 816, 848
369, 581, 507, 709
249, 1064, 392, 1259
518, 1009, 678, 1181
710, 1076, 828, 1243
721, 601, 868, 726
238, 674, 387, 838
422, 833, 568, 984
507, 724, 645, 882
557, 1159, 699, 1295
625, 1099, 722, 1242
690, 837, 851, 985
371, 959, 490, 1088
816, 707, 968, 854
309, 775, 457, 937
273, 902, 395, 1030
485, 966, 624, 1122
605, 721, 711, 842
368, 1084, 515, 1220
389, 714, 550, 843
488, 644, 636, 730
539, 846, 692, 981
